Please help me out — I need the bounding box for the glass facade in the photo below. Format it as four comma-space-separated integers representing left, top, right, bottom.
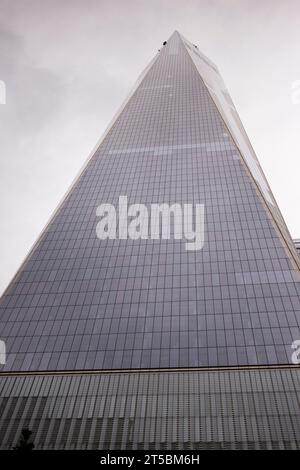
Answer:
0, 31, 299, 449
0, 368, 299, 450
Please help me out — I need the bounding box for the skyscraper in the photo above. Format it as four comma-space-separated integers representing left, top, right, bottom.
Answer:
0, 31, 299, 449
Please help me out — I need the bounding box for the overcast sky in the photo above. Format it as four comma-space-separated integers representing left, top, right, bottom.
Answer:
0, 0, 300, 296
